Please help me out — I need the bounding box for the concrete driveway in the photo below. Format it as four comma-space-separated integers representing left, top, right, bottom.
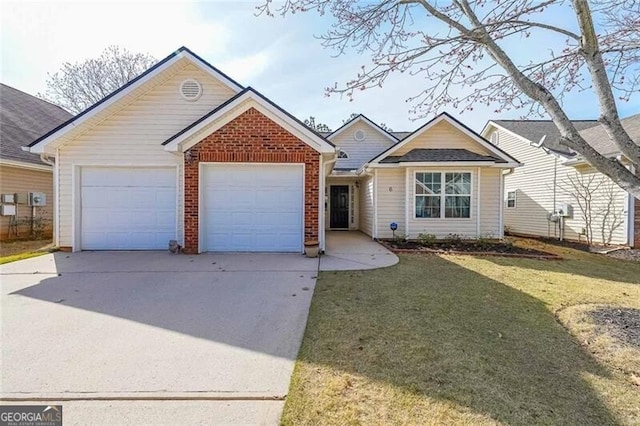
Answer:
1, 252, 318, 423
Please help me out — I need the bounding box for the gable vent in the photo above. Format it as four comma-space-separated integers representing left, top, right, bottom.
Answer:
354, 129, 366, 141
180, 79, 202, 101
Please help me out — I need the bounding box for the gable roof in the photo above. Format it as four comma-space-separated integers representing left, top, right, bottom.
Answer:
28, 46, 244, 153
162, 87, 335, 154
578, 113, 640, 157
370, 112, 520, 166
487, 119, 599, 156
0, 83, 72, 166
327, 114, 399, 144
380, 148, 507, 164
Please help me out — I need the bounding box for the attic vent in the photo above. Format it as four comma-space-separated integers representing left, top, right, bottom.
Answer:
490, 132, 499, 145
180, 79, 202, 101
354, 129, 366, 141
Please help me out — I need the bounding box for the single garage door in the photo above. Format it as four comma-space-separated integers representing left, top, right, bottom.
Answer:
81, 167, 176, 250
202, 164, 303, 252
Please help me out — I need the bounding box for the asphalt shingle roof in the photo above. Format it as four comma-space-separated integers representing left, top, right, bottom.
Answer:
494, 119, 599, 156
578, 113, 640, 157
380, 148, 507, 164
1, 83, 72, 165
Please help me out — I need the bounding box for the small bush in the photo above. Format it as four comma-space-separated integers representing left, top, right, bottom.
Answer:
417, 233, 437, 246
393, 233, 407, 244
446, 233, 463, 243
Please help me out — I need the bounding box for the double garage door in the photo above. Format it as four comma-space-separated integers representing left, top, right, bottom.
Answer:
80, 165, 303, 252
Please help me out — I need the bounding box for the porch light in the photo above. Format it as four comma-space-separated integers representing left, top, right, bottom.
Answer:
185, 149, 195, 164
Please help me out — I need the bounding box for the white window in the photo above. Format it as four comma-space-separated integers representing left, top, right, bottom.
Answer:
507, 191, 517, 208
338, 149, 349, 159
415, 172, 472, 219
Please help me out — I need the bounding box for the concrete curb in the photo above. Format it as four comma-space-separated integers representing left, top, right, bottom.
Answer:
0, 392, 286, 401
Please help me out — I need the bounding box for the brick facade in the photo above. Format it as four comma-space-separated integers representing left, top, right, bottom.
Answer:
183, 107, 320, 253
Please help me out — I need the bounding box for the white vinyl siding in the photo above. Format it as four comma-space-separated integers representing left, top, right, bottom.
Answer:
375, 168, 406, 238
479, 168, 502, 236
57, 64, 237, 249
359, 175, 374, 236
489, 127, 629, 245
331, 121, 396, 170
394, 120, 493, 156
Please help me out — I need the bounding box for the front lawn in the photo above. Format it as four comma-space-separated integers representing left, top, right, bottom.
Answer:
283, 238, 640, 425
0, 239, 54, 264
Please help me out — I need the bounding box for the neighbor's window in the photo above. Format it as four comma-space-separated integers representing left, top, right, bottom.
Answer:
507, 191, 517, 208
415, 172, 472, 219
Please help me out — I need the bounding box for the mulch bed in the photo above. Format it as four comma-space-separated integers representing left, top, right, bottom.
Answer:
588, 307, 640, 349
379, 239, 560, 260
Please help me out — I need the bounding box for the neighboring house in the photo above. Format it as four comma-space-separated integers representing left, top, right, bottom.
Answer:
481, 115, 639, 247
27, 47, 519, 253
0, 84, 72, 240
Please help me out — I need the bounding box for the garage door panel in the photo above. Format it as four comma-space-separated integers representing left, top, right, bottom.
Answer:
202, 164, 303, 252
81, 167, 176, 250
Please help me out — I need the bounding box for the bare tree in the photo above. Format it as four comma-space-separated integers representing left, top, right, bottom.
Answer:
40, 46, 157, 114
257, 0, 640, 198
599, 180, 625, 245
304, 116, 332, 132
559, 172, 604, 245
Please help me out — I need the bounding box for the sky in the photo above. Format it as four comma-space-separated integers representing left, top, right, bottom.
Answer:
1, 0, 638, 133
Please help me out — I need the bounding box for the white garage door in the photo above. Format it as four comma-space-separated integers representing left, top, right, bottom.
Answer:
81, 167, 176, 250
202, 164, 303, 252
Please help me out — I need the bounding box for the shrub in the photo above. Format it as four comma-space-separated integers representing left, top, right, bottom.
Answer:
417, 233, 437, 246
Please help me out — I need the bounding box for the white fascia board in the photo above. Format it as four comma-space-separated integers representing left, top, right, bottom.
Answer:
29, 50, 244, 155
482, 121, 534, 144
371, 115, 517, 165
167, 93, 335, 154
0, 158, 52, 172
328, 116, 398, 144
181, 51, 243, 93
367, 161, 520, 168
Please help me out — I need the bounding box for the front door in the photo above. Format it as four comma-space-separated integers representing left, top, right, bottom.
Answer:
330, 185, 349, 229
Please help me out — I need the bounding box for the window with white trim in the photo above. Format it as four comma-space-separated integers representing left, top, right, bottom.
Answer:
338, 149, 349, 159
507, 190, 517, 208
415, 172, 472, 219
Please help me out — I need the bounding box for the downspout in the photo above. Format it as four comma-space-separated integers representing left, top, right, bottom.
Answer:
321, 152, 339, 253
40, 153, 56, 242
553, 156, 558, 239
360, 167, 375, 239
501, 168, 514, 238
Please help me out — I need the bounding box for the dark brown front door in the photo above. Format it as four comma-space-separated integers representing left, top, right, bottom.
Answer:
330, 185, 349, 229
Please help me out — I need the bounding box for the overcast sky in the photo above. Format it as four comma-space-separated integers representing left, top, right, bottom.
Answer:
1, 0, 638, 132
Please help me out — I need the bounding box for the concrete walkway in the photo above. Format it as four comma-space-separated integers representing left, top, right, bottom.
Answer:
320, 231, 399, 271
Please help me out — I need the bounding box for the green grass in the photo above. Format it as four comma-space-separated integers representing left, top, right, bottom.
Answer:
0, 250, 51, 265
282, 239, 640, 425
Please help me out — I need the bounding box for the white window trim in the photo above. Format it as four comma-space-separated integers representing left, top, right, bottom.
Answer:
337, 149, 349, 159
413, 171, 473, 220
506, 190, 517, 209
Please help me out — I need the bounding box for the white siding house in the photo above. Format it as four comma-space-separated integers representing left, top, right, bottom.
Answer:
482, 117, 639, 246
